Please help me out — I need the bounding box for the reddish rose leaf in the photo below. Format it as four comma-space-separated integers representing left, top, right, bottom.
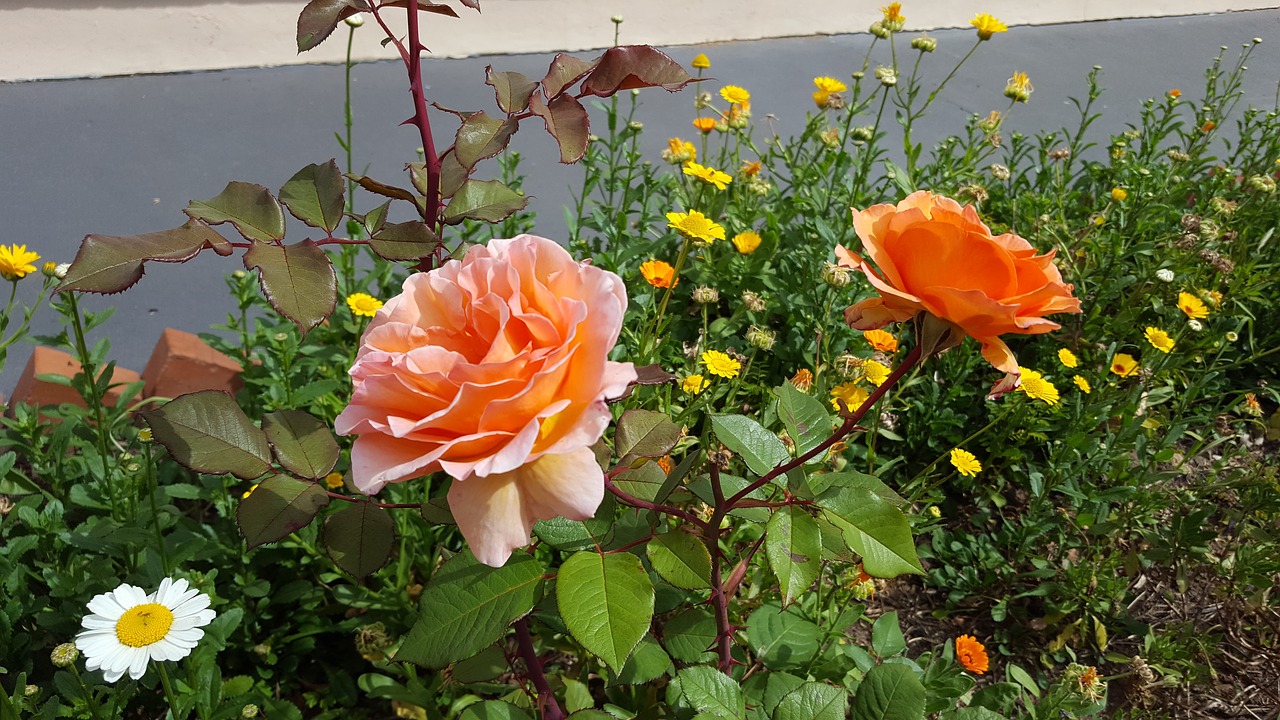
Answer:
633, 364, 677, 386
542, 52, 598, 98
529, 92, 590, 164
279, 160, 346, 233
370, 221, 439, 261
61, 219, 234, 295
442, 180, 530, 224
185, 181, 286, 243
485, 67, 539, 114
454, 111, 519, 169
297, 0, 367, 53
243, 240, 337, 336
581, 45, 699, 97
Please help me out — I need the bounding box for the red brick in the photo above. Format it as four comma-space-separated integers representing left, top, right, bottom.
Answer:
9, 346, 142, 410
142, 328, 243, 399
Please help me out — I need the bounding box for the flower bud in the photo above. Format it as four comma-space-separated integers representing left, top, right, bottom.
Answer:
691, 53, 710, 69
691, 285, 720, 304
819, 127, 841, 149
241, 705, 261, 719
875, 66, 897, 86
627, 121, 643, 132
1247, 174, 1276, 193
1156, 268, 1175, 282
24, 685, 39, 698
611, 15, 624, 23
741, 290, 766, 313
1166, 148, 1190, 162
344, 14, 365, 27
989, 163, 1011, 181
869, 21, 891, 39
928, 506, 941, 518
911, 35, 937, 52
1188, 319, 1203, 331
851, 125, 875, 143
821, 262, 852, 288
1226, 331, 1239, 342
51, 643, 79, 667
746, 325, 776, 351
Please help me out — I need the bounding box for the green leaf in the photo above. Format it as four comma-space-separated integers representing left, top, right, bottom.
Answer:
443, 180, 530, 225
662, 608, 717, 664
433, 152, 469, 199
765, 507, 821, 607
615, 409, 680, 459
280, 160, 345, 233
221, 675, 254, 698
533, 495, 615, 551
882, 160, 916, 197
711, 414, 789, 476
611, 460, 668, 503
817, 483, 922, 577
236, 475, 330, 549
450, 644, 507, 684
775, 383, 834, 458
459, 701, 532, 720
60, 219, 234, 294
646, 532, 712, 590
142, 391, 271, 479
774, 682, 849, 720
322, 501, 395, 581
614, 638, 671, 685
369, 221, 439, 261
541, 52, 597, 98
871, 611, 906, 658
485, 67, 539, 114
564, 678, 594, 713
941, 708, 1005, 720
185, 181, 286, 243
261, 410, 339, 479
529, 92, 591, 164
679, 666, 745, 720
759, 673, 806, 716
454, 112, 519, 169
849, 663, 925, 720
397, 551, 544, 669
557, 551, 654, 673
580, 45, 699, 97
746, 603, 823, 671
297, 0, 362, 52
242, 240, 337, 335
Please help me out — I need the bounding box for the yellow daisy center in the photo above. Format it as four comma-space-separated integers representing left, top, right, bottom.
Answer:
115, 603, 175, 647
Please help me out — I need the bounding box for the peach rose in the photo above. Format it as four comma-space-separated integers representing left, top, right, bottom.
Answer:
334, 235, 636, 567
837, 191, 1080, 392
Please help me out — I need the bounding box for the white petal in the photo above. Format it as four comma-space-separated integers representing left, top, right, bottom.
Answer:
85, 594, 126, 620
167, 628, 205, 643
170, 592, 211, 618
80, 615, 117, 630
150, 638, 190, 662
102, 666, 125, 683
128, 651, 151, 680
112, 584, 149, 608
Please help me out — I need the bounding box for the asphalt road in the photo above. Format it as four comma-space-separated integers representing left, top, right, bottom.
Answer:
2, 9, 1277, 395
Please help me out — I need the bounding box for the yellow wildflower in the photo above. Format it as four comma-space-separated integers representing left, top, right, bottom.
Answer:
1145, 327, 1175, 353
1110, 353, 1139, 377
667, 210, 726, 245
830, 382, 870, 412
1004, 71, 1033, 103
662, 137, 696, 164
1178, 291, 1209, 319
682, 161, 732, 190
701, 350, 741, 379
691, 53, 710, 70
950, 449, 982, 477
324, 472, 345, 490
731, 231, 762, 254
970, 13, 1007, 40
692, 117, 717, 133
881, 2, 905, 31
1073, 375, 1091, 394
346, 293, 383, 318
0, 244, 41, 281
862, 360, 891, 386
1017, 368, 1060, 406
719, 85, 750, 106
1111, 187, 1128, 202
1058, 348, 1079, 368
682, 374, 710, 395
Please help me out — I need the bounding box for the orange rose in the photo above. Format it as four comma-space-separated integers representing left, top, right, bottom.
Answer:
335, 235, 637, 566
837, 191, 1080, 394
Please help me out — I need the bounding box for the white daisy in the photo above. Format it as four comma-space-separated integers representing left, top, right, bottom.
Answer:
74, 577, 216, 682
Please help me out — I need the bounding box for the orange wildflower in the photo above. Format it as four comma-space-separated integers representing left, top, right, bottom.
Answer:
956, 635, 989, 674
863, 328, 899, 353
740, 161, 762, 177
1201, 120, 1217, 133
692, 117, 717, 133
640, 260, 677, 288
790, 368, 814, 392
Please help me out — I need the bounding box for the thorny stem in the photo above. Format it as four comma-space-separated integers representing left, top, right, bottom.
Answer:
726, 342, 924, 508
514, 617, 565, 720
605, 478, 707, 528
705, 463, 734, 673
404, 2, 441, 244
